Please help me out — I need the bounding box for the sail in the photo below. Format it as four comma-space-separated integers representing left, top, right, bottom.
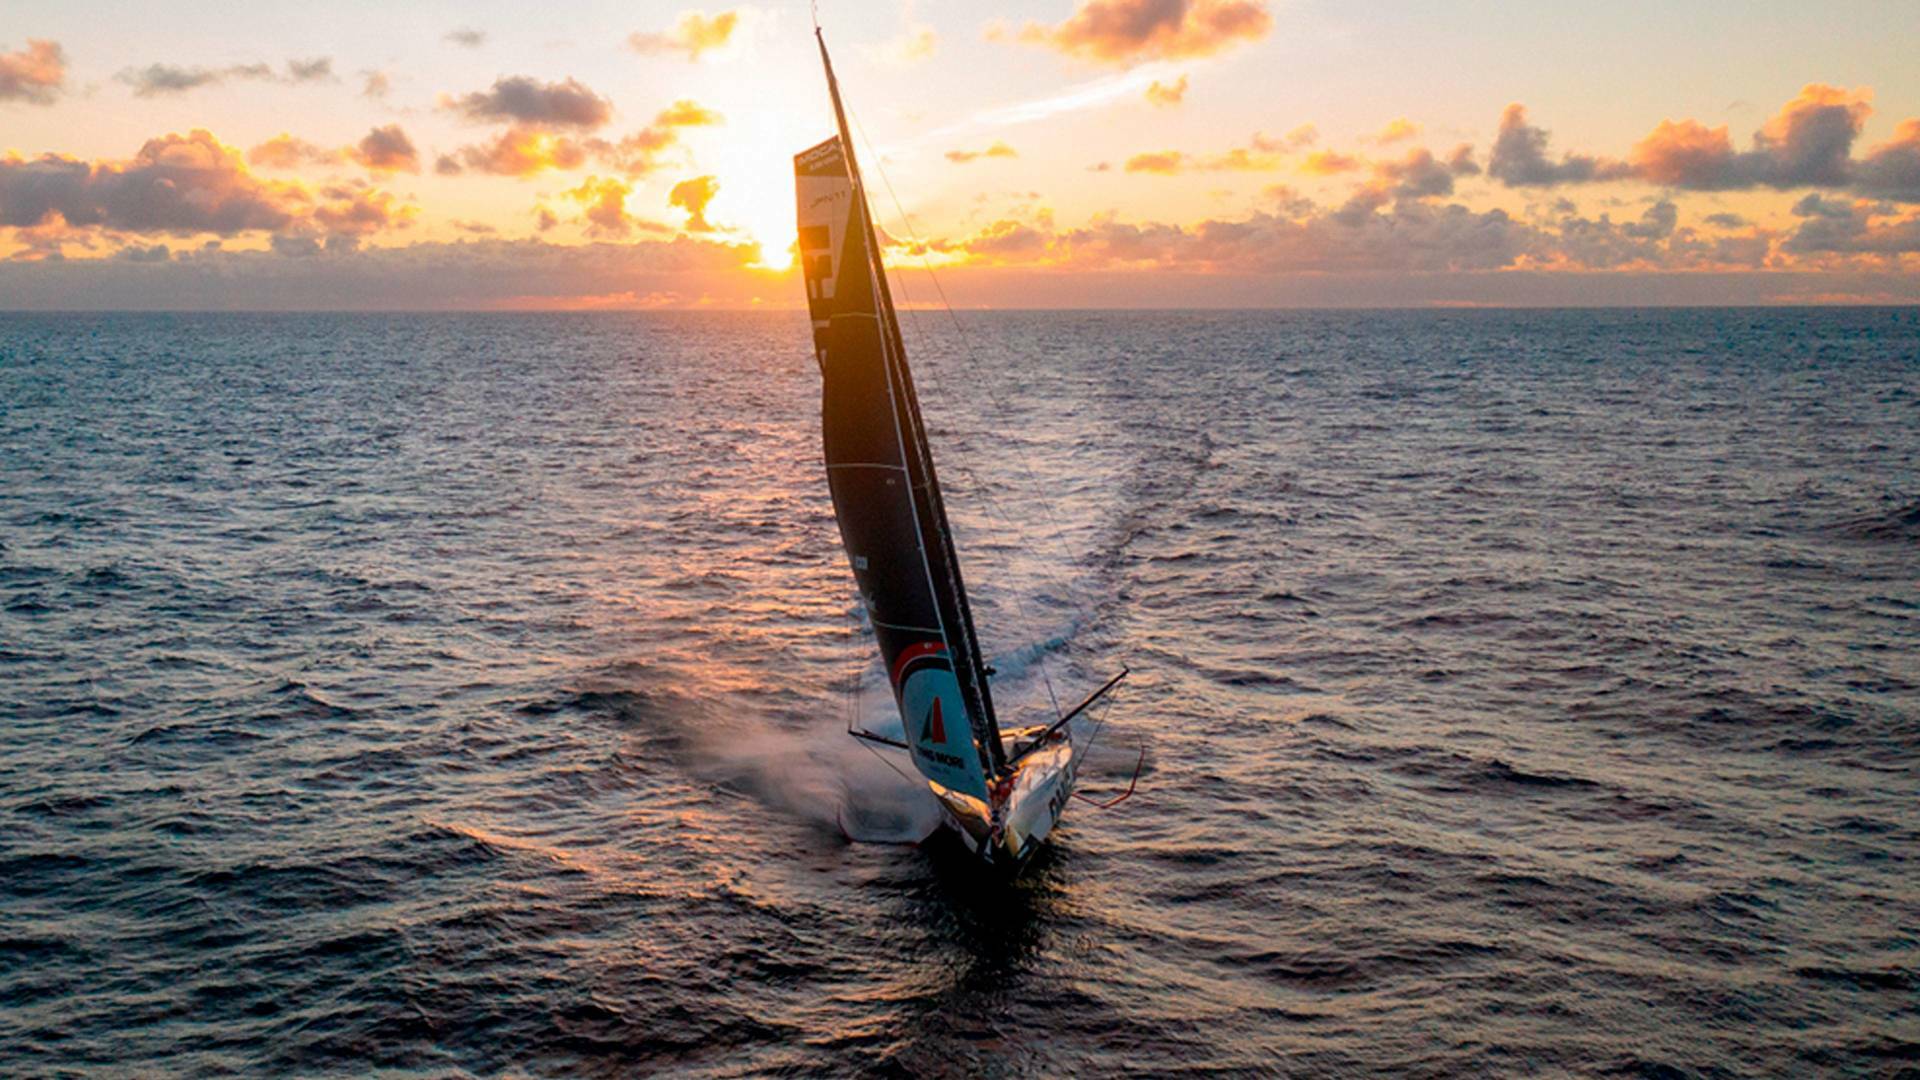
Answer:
796, 36, 1006, 812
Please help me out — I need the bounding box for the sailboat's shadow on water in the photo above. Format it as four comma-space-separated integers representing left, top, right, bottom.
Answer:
860, 830, 1088, 1072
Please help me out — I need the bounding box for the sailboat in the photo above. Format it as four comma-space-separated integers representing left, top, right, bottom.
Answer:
794, 29, 1128, 868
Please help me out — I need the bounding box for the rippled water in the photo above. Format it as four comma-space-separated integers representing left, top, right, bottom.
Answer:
2, 309, 1916, 1076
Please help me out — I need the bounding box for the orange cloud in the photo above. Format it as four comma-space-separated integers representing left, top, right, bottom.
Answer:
312, 181, 414, 235
1005, 0, 1272, 64
946, 142, 1019, 164
593, 100, 724, 177
1376, 118, 1420, 143
1145, 75, 1188, 108
448, 127, 592, 177
628, 10, 740, 60
0, 39, 65, 104
248, 134, 340, 170
565, 176, 640, 237
1631, 119, 1733, 188
1125, 151, 1186, 175
1300, 149, 1362, 175
1633, 84, 1871, 190
876, 26, 938, 65
1252, 125, 1317, 153
669, 174, 720, 231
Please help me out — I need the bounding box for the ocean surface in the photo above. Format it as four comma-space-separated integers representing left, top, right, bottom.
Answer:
2, 308, 1916, 1077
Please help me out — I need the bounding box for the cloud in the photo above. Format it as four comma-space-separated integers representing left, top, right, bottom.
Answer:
1783, 194, 1920, 255
445, 127, 593, 177
311, 181, 414, 235
117, 57, 336, 97
590, 100, 723, 177
946, 142, 1019, 164
350, 125, 420, 174
0, 130, 306, 235
1001, 0, 1272, 64
1375, 118, 1420, 144
628, 10, 740, 61
445, 28, 487, 49
1493, 86, 1917, 201
445, 76, 614, 129
565, 176, 639, 237
1369, 145, 1479, 200
286, 57, 334, 83
1252, 125, 1317, 153
437, 99, 720, 180
245, 126, 421, 175
1123, 135, 1283, 174
1145, 75, 1187, 108
362, 71, 392, 99
247, 134, 341, 170
1299, 149, 1362, 175
0, 40, 66, 105
1857, 119, 1920, 202
1489, 104, 1633, 186
1632, 84, 1870, 190
669, 175, 720, 231
1703, 212, 1748, 228
875, 25, 938, 65
0, 234, 772, 309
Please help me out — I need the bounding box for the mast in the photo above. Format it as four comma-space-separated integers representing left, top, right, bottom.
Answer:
811, 30, 1008, 777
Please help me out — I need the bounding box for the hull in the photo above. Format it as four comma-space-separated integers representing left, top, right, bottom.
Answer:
930, 727, 1078, 867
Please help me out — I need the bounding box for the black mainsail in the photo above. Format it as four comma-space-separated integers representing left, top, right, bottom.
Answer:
795, 30, 1005, 815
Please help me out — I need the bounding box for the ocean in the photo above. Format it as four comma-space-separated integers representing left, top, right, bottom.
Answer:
2, 308, 1916, 1077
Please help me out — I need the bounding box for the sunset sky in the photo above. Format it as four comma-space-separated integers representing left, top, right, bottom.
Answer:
4, 0, 1919, 308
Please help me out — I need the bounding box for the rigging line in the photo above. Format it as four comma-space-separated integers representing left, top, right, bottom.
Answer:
848, 121, 1100, 636
882, 229, 1065, 721
847, 113, 1100, 722
845, 108, 1069, 721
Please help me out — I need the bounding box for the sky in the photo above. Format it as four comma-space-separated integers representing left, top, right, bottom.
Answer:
3, 0, 1919, 308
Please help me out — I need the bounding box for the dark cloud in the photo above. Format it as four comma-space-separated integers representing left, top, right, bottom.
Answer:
1373, 145, 1479, 200
118, 58, 336, 97
1494, 86, 1918, 202
1489, 104, 1633, 186
0, 235, 769, 309
286, 57, 334, 83
445, 28, 487, 49
0, 39, 66, 105
1003, 0, 1273, 64
0, 130, 301, 233
446, 76, 613, 129
1621, 199, 1678, 240
0, 129, 415, 248
1856, 119, 1920, 202
1783, 195, 1920, 255
350, 125, 420, 174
